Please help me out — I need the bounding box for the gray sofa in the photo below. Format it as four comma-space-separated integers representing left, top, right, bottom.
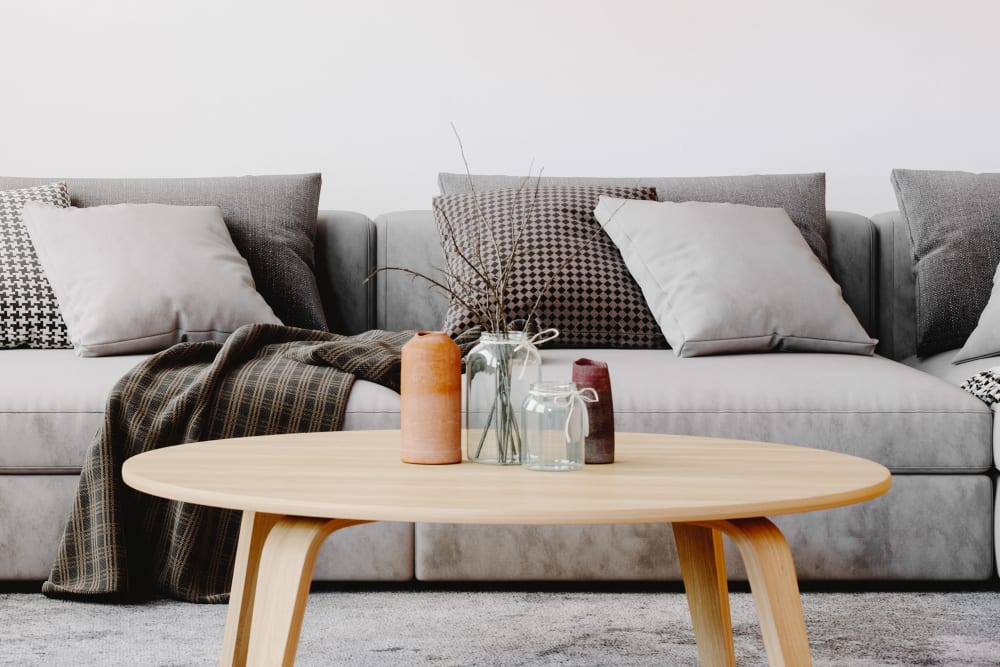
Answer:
0, 180, 995, 586
375, 209, 995, 582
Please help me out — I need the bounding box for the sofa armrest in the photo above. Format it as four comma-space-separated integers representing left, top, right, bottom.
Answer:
828, 210, 878, 341
374, 211, 448, 332
315, 210, 375, 334
871, 211, 917, 361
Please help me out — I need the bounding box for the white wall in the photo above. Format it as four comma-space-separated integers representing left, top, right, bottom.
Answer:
2, 0, 998, 217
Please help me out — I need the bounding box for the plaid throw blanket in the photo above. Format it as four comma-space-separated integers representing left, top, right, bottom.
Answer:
42, 324, 414, 603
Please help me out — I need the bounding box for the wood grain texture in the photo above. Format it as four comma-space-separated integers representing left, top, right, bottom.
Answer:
221, 511, 281, 667
240, 517, 365, 667
706, 518, 813, 667
673, 523, 736, 666
123, 431, 891, 525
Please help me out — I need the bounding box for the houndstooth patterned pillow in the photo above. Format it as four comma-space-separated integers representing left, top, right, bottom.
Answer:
0, 182, 73, 348
960, 368, 1000, 409
434, 185, 664, 348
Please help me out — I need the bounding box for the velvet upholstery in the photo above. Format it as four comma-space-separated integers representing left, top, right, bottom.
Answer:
0, 474, 414, 581
872, 211, 918, 361
414, 475, 992, 581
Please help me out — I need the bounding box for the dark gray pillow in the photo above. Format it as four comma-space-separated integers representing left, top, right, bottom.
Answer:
0, 174, 326, 331
439, 171, 829, 267
891, 169, 1000, 357
434, 185, 662, 348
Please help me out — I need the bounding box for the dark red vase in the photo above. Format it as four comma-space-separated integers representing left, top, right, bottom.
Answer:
572, 358, 615, 464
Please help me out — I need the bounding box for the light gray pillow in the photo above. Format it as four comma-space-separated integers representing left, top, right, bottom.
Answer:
22, 201, 281, 357
593, 197, 876, 357
954, 261, 1000, 363
439, 171, 829, 267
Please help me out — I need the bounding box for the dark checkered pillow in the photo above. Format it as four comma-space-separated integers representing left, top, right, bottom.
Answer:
0, 182, 73, 348
434, 185, 664, 348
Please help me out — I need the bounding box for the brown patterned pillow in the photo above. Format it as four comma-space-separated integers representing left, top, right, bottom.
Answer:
434, 185, 663, 348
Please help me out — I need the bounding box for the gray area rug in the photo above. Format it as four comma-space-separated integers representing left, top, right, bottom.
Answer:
2, 590, 999, 666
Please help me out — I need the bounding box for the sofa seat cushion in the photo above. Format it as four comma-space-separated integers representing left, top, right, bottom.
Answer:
0, 350, 406, 471
0, 350, 150, 470
540, 349, 991, 473
902, 350, 1000, 467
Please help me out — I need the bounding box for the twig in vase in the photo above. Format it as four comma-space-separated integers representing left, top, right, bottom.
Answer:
446, 123, 546, 334
474, 390, 497, 458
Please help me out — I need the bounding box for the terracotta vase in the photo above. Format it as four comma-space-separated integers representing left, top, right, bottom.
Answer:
400, 331, 462, 464
571, 358, 615, 464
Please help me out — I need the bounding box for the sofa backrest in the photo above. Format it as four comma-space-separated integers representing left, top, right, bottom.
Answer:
374, 211, 450, 332
316, 211, 375, 334
0, 174, 335, 331
871, 211, 916, 360
827, 211, 879, 342
0, 171, 888, 344
372, 210, 880, 342
0, 175, 376, 335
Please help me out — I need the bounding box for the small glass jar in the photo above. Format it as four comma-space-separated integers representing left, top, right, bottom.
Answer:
521, 381, 587, 471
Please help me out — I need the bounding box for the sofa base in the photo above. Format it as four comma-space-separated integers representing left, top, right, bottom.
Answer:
3, 474, 990, 583
414, 475, 994, 582
0, 474, 413, 583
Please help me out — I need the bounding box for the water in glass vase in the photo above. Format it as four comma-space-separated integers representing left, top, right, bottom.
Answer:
465, 331, 541, 464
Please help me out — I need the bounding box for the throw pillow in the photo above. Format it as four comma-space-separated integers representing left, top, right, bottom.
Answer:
0, 174, 326, 331
593, 197, 876, 357
0, 182, 73, 349
22, 202, 282, 357
434, 185, 663, 348
954, 260, 1000, 363
439, 171, 829, 267
891, 169, 1000, 357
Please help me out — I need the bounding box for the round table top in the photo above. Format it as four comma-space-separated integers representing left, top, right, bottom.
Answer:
122, 431, 891, 525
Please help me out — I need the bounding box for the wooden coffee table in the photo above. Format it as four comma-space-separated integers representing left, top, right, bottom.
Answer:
123, 430, 890, 666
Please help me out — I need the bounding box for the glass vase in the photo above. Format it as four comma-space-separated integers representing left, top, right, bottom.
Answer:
465, 331, 542, 464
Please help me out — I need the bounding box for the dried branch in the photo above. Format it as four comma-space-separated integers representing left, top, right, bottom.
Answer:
373, 126, 568, 335
365, 265, 490, 327
451, 123, 506, 289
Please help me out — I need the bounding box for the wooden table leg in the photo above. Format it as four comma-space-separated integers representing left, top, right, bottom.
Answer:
220, 513, 367, 667
673, 523, 736, 667
222, 511, 282, 666
707, 518, 812, 667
